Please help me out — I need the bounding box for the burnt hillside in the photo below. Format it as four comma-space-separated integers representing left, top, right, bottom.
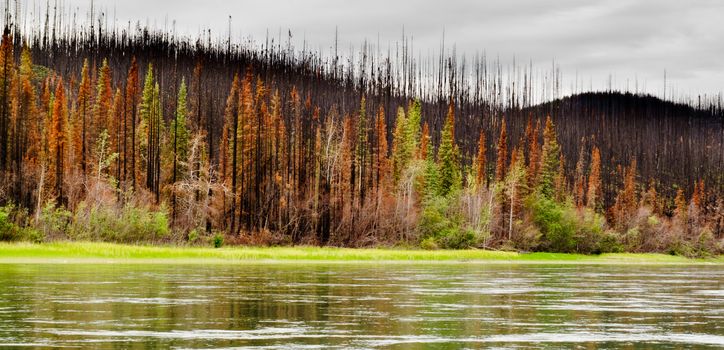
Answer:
4, 20, 723, 206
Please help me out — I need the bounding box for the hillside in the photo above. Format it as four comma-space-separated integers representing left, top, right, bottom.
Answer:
517, 92, 723, 204
0, 22, 721, 253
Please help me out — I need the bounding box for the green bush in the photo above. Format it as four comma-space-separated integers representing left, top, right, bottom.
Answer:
510, 222, 541, 252
0, 205, 19, 241
38, 202, 73, 239
667, 239, 695, 258
25, 228, 44, 243
418, 195, 478, 249
694, 228, 716, 258
574, 209, 617, 254
437, 227, 477, 249
420, 237, 439, 250
0, 204, 45, 243
188, 229, 200, 245
529, 195, 577, 253
596, 230, 623, 253
418, 196, 452, 239
213, 232, 224, 248
73, 203, 170, 243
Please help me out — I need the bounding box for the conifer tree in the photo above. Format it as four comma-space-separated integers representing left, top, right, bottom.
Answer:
405, 99, 421, 150
0, 29, 13, 171
125, 57, 139, 189
554, 153, 567, 202
587, 146, 602, 211
437, 102, 460, 196
527, 119, 540, 187
138, 64, 163, 198
611, 159, 638, 229
418, 122, 430, 161
538, 116, 561, 198
355, 96, 368, 201
75, 59, 92, 174
171, 78, 190, 183
95, 59, 112, 143
475, 130, 487, 188
574, 141, 587, 208
13, 46, 37, 202
49, 79, 68, 203
674, 188, 687, 226
391, 106, 409, 184
691, 180, 705, 210
495, 119, 507, 182
110, 88, 123, 181
374, 105, 390, 191
221, 74, 240, 231
641, 179, 659, 214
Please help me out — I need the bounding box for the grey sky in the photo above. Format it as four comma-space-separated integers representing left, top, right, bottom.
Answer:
20, 0, 724, 98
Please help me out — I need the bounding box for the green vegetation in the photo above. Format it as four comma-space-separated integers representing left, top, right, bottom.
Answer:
0, 242, 720, 264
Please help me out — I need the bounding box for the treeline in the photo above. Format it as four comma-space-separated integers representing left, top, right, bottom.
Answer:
0, 13, 721, 254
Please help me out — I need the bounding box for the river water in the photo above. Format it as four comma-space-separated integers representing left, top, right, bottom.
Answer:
0, 263, 722, 349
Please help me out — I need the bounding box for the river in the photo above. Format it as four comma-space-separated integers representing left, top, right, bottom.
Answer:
0, 263, 722, 349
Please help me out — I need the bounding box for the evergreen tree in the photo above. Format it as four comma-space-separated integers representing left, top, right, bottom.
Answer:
538, 116, 561, 198
573, 141, 587, 208
75, 59, 92, 174
49, 80, 68, 203
526, 119, 541, 187
674, 188, 687, 226
405, 99, 421, 150
95, 59, 113, 143
475, 130, 486, 188
13, 46, 37, 203
0, 29, 13, 171
418, 122, 430, 160
374, 105, 390, 191
437, 102, 460, 196
391, 106, 409, 184
611, 159, 638, 229
138, 64, 163, 198
495, 119, 507, 182
171, 78, 190, 182
586, 146, 602, 211
124, 57, 140, 190
641, 179, 659, 214
355, 96, 368, 200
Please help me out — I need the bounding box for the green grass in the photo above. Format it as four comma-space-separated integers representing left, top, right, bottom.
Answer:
0, 242, 721, 264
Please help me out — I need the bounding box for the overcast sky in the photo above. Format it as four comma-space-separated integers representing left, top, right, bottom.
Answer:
19, 0, 724, 98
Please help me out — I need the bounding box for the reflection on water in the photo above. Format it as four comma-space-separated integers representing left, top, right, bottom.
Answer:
0, 263, 722, 349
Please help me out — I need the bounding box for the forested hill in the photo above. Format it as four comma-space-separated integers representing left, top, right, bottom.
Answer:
0, 20, 722, 250
12, 23, 721, 205
516, 92, 723, 203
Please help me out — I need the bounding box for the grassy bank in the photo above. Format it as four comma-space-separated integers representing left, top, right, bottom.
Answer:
0, 242, 721, 264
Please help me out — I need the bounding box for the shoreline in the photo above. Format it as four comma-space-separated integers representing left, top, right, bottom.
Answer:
0, 242, 721, 265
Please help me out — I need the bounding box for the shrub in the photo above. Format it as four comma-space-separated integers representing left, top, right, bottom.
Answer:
72, 203, 170, 243
694, 228, 717, 257
188, 229, 200, 245
511, 220, 541, 252
38, 202, 73, 240
575, 209, 618, 254
0, 205, 19, 241
529, 195, 577, 253
420, 237, 439, 250
21, 227, 44, 243
213, 232, 224, 248
418, 195, 479, 249
596, 230, 623, 253
437, 227, 477, 249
